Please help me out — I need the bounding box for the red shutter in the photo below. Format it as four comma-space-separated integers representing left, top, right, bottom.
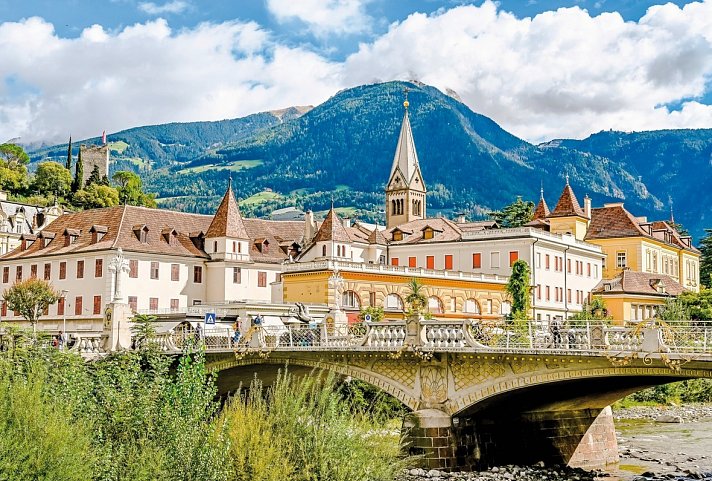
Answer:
472, 253, 481, 269
95, 259, 103, 278
509, 251, 518, 267
408, 257, 417, 268
75, 296, 82, 315
391, 258, 399, 266
93, 295, 102, 315
426, 256, 434, 269
76, 260, 84, 279
44, 263, 51, 280
444, 255, 453, 270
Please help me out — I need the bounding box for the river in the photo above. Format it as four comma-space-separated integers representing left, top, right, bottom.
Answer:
611, 409, 712, 480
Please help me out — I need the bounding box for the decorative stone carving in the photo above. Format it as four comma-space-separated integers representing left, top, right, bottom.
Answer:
420, 365, 448, 404
452, 358, 506, 390
372, 359, 418, 389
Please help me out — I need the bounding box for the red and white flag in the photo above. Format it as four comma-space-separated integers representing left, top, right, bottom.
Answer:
102, 130, 107, 145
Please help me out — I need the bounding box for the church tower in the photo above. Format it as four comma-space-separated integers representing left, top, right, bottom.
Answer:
385, 90, 427, 229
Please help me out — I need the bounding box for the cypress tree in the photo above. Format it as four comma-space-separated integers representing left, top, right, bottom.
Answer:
700, 229, 712, 288
65, 136, 72, 170
72, 148, 84, 193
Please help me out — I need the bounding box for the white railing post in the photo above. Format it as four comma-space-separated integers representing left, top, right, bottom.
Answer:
528, 320, 533, 349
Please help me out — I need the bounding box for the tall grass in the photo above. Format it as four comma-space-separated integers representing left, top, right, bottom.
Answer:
223, 370, 407, 481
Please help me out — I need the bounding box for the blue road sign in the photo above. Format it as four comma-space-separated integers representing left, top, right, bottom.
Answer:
204, 312, 216, 325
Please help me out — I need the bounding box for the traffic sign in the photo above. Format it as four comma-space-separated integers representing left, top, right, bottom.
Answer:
204, 312, 216, 325
364, 314, 372, 322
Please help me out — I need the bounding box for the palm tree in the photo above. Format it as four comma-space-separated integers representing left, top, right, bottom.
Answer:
405, 278, 427, 313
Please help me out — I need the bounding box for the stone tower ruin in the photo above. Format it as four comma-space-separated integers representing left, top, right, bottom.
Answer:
80, 144, 110, 184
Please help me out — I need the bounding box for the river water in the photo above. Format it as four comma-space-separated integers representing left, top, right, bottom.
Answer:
611, 416, 712, 480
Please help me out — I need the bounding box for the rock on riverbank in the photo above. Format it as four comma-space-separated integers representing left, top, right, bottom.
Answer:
396, 465, 601, 481
613, 405, 712, 423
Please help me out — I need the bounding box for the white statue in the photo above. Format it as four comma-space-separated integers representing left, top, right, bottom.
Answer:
108, 248, 130, 302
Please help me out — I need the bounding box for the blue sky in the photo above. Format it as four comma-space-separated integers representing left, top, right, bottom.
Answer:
0, 0, 710, 143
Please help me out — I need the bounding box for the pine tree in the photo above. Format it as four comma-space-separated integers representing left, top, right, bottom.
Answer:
700, 228, 712, 288
72, 148, 84, 193
65, 136, 72, 170
87, 165, 102, 186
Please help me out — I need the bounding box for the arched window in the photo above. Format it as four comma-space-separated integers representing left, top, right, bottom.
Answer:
464, 298, 481, 314
336, 245, 341, 256
342, 290, 361, 309
322, 245, 327, 257
428, 296, 444, 314
501, 301, 512, 316
391, 200, 396, 215
385, 293, 404, 311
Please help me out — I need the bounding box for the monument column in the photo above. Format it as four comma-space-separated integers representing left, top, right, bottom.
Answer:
105, 248, 133, 351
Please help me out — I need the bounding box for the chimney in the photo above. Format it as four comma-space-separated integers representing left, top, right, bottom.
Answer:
456, 213, 466, 223
584, 195, 591, 219
304, 210, 316, 242
342, 217, 351, 228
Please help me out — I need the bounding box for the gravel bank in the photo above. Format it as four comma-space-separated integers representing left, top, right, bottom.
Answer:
613, 405, 712, 423
396, 465, 601, 481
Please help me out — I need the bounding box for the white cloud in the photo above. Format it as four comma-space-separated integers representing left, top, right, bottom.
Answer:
343, 0, 712, 141
266, 0, 372, 36
1, 1, 712, 145
0, 17, 341, 143
138, 1, 190, 15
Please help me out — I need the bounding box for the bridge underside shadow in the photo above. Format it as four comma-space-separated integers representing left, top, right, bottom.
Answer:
443, 375, 682, 470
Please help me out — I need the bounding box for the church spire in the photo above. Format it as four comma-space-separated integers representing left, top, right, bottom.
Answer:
532, 185, 550, 220
206, 180, 249, 239
385, 85, 427, 228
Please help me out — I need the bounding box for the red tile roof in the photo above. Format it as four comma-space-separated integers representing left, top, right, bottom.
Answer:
205, 184, 249, 239
549, 184, 585, 218
533, 197, 550, 220
312, 208, 351, 243
592, 270, 686, 297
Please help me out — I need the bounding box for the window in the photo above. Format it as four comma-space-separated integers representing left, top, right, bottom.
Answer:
587, 263, 591, 277
567, 258, 572, 273
536, 253, 541, 269
472, 253, 481, 269
616, 251, 627, 268
170, 299, 179, 312
44, 263, 51, 280
232, 241, 236, 253
501, 301, 511, 316
171, 264, 180, 281
567, 289, 572, 304
258, 271, 267, 287
150, 261, 159, 280
426, 256, 434, 269
75, 296, 82, 315
652, 252, 658, 273
508, 251, 518, 267
322, 245, 327, 257
464, 298, 480, 314
393, 231, 403, 242
213, 241, 218, 252
193, 266, 202, 283
391, 257, 399, 266
128, 296, 137, 312
93, 295, 102, 315
129, 260, 138, 278
59, 262, 66, 280
1, 302, 6, 317
594, 265, 599, 278
2, 267, 8, 283
95, 259, 103, 278
537, 284, 541, 300
341, 290, 361, 309
444, 255, 453, 270
490, 252, 500, 269
149, 298, 158, 310
233, 267, 241, 284
77, 260, 84, 279
408, 257, 417, 268
369, 292, 376, 307
428, 296, 443, 314
238, 242, 242, 254
546, 286, 550, 301
545, 254, 550, 270
486, 299, 493, 315
385, 293, 404, 310
15, 266, 22, 282
423, 228, 434, 240
30, 264, 37, 278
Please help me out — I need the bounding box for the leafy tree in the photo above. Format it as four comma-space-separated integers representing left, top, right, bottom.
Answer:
71, 148, 84, 193
66, 136, 73, 170
113, 170, 157, 207
677, 289, 712, 320
488, 196, 535, 228
358, 306, 384, 322
2, 278, 60, 335
0, 143, 30, 166
656, 296, 690, 321
86, 164, 103, 186
0, 165, 29, 192
32, 161, 72, 199
73, 184, 120, 209
506, 259, 531, 318
131, 313, 159, 353
404, 278, 427, 313
570, 296, 611, 321
699, 229, 712, 288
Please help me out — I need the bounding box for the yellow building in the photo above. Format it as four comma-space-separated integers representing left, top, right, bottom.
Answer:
282, 259, 509, 323
583, 203, 700, 293
591, 270, 686, 322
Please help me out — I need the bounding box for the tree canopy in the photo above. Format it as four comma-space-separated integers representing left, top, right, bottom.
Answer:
699, 229, 712, 288
2, 278, 60, 333
73, 184, 120, 209
489, 196, 534, 228
506, 260, 531, 318
32, 161, 72, 199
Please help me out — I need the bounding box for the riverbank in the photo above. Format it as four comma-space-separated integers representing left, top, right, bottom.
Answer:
613, 404, 712, 423
397, 465, 600, 481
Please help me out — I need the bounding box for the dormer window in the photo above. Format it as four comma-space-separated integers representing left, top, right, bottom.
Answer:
161, 228, 177, 245
254, 238, 269, 253
423, 228, 434, 240
90, 225, 108, 244
40, 232, 55, 248
189, 231, 205, 250
63, 228, 80, 247
20, 234, 36, 251
392, 230, 403, 242
133, 224, 149, 243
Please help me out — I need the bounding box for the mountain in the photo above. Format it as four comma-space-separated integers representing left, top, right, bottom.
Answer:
28, 106, 311, 172
27, 82, 711, 240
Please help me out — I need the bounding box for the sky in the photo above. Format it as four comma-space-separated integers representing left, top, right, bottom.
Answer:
0, 0, 711, 144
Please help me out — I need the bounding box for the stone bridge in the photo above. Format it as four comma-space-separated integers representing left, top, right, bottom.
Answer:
74, 317, 712, 471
